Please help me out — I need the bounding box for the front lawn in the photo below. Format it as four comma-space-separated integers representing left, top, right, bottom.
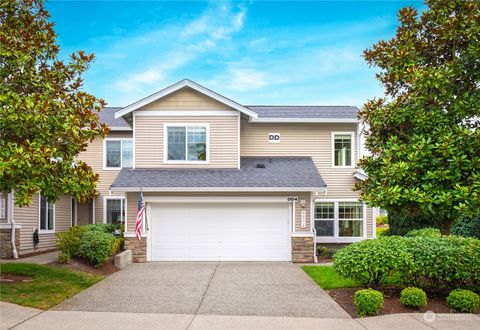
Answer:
302, 265, 359, 289
0, 263, 103, 309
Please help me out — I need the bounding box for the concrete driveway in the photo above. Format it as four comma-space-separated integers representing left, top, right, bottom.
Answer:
54, 262, 349, 318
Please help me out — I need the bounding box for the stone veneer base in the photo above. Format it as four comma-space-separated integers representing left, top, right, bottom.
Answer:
124, 237, 147, 263
291, 236, 314, 263
0, 227, 20, 259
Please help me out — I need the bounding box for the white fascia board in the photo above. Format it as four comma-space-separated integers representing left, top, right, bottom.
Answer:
110, 186, 327, 193
249, 117, 360, 123
109, 127, 132, 131
114, 79, 258, 119
353, 169, 368, 181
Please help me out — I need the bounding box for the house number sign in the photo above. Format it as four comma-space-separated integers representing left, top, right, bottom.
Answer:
287, 196, 298, 202
268, 133, 280, 143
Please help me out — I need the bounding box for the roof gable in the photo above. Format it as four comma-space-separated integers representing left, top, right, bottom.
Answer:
115, 79, 258, 119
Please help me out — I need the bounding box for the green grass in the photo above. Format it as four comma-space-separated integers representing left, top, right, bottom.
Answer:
0, 263, 103, 309
302, 265, 360, 290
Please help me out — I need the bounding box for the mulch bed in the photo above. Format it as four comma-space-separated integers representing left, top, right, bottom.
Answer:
49, 256, 119, 277
0, 273, 33, 284
328, 287, 453, 318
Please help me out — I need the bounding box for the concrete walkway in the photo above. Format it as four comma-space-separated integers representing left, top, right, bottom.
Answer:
2, 303, 479, 330
0, 252, 58, 265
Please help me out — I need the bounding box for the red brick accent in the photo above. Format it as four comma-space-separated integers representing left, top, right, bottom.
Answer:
124, 237, 147, 263
291, 236, 314, 263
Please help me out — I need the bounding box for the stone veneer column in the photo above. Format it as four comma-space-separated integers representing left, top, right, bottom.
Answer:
291, 236, 314, 263
124, 237, 147, 263
0, 227, 20, 259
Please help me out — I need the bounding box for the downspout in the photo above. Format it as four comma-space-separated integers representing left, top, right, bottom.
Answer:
8, 192, 18, 259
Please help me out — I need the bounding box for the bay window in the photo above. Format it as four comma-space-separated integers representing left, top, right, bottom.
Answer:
315, 200, 365, 240
166, 125, 208, 162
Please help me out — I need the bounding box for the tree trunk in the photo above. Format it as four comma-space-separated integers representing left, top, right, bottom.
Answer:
439, 220, 452, 235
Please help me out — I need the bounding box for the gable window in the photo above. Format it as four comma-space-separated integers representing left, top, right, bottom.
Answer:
314, 200, 365, 240
39, 195, 55, 232
105, 198, 125, 225
332, 133, 353, 167
105, 139, 133, 169
166, 125, 208, 162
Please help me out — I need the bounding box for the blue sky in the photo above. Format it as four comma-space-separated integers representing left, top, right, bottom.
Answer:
47, 0, 424, 107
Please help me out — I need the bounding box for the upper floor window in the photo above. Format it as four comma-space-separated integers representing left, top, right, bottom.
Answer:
332, 132, 354, 167
166, 125, 208, 162
105, 139, 133, 169
39, 195, 55, 232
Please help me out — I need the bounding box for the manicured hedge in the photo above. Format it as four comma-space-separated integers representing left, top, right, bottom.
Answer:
354, 289, 384, 316
56, 224, 123, 267
333, 234, 480, 290
400, 287, 427, 308
447, 289, 480, 313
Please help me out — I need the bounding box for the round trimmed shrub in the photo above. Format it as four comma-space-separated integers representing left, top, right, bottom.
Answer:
333, 236, 413, 287
447, 289, 480, 313
400, 287, 427, 308
78, 230, 116, 267
354, 289, 384, 316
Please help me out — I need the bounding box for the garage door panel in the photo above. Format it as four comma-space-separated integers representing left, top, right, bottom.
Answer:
150, 202, 291, 261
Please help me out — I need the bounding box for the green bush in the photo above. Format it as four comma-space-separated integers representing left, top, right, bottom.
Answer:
405, 228, 441, 238
87, 223, 119, 234
400, 287, 427, 308
452, 216, 480, 239
376, 215, 388, 225
447, 289, 480, 313
56, 226, 88, 262
333, 236, 413, 287
316, 246, 337, 258
386, 210, 435, 236
354, 289, 384, 316
78, 230, 116, 267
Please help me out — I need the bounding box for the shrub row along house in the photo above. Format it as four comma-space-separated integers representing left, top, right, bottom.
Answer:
0, 79, 378, 262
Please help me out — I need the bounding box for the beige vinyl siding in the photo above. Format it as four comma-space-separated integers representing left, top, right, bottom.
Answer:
14, 194, 71, 255
0, 192, 7, 223
125, 192, 312, 234
77, 131, 132, 223
366, 207, 374, 238
135, 116, 239, 168
241, 121, 359, 198
140, 88, 234, 110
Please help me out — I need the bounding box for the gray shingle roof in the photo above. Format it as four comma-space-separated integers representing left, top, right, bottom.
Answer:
111, 157, 326, 191
98, 107, 131, 129
246, 106, 358, 119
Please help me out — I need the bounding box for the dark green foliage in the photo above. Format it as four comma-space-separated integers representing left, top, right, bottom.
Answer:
316, 246, 337, 258
376, 215, 388, 225
77, 231, 116, 267
385, 211, 436, 236
452, 216, 480, 239
405, 228, 441, 238
56, 226, 88, 262
354, 289, 384, 316
400, 287, 427, 308
447, 289, 480, 313
87, 224, 118, 234
333, 236, 413, 287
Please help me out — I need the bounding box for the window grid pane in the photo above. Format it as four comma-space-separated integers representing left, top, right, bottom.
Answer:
106, 140, 121, 167
338, 202, 363, 220
315, 202, 335, 219
167, 127, 186, 160
47, 202, 54, 230
339, 220, 363, 237
122, 140, 133, 168
106, 199, 123, 225
334, 134, 352, 166
40, 196, 47, 230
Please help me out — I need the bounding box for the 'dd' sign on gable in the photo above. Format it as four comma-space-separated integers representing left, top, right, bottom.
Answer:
268, 132, 280, 143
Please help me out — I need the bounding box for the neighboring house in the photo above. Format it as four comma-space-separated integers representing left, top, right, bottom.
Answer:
0, 79, 377, 262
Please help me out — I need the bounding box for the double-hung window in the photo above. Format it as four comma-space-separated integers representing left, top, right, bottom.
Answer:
314, 201, 364, 240
105, 198, 125, 225
105, 139, 133, 169
332, 132, 354, 167
39, 195, 55, 232
166, 125, 208, 162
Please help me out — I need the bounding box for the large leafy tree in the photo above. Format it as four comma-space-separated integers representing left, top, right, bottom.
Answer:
0, 0, 109, 206
358, 0, 480, 234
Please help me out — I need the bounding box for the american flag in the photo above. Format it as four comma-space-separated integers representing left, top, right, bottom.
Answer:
135, 191, 144, 240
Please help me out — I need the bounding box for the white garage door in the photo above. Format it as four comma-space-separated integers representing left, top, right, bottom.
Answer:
149, 202, 291, 261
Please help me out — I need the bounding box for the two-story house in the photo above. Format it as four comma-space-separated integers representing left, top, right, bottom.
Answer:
0, 79, 375, 262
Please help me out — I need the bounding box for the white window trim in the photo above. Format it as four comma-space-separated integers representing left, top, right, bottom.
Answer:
163, 123, 210, 164
103, 196, 125, 224
314, 199, 366, 243
331, 131, 355, 168
103, 138, 133, 170
71, 198, 77, 226
38, 195, 55, 233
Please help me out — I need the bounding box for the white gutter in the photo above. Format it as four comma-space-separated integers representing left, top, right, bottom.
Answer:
249, 117, 360, 123
8, 192, 18, 259
110, 186, 327, 193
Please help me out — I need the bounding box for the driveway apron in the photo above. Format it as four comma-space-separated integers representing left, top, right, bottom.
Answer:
53, 262, 349, 318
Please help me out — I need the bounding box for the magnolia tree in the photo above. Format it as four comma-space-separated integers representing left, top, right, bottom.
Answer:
357, 0, 480, 234
0, 0, 109, 206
